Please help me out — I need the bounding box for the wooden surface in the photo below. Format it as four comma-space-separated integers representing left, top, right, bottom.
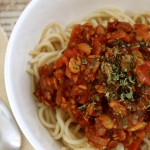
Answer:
0, 26, 35, 150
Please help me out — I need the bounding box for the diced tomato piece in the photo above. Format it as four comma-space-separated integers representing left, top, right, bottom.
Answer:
107, 30, 131, 43
109, 100, 127, 116
127, 139, 142, 150
116, 22, 133, 32
132, 49, 144, 66
135, 61, 150, 85
99, 115, 114, 129
63, 49, 77, 58
107, 140, 118, 149
53, 56, 69, 70
134, 23, 149, 31
135, 30, 150, 41
145, 122, 150, 133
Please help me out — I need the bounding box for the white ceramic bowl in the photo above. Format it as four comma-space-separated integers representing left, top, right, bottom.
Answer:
4, 0, 150, 150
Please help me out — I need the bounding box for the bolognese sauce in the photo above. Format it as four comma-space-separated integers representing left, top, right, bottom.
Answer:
34, 20, 150, 149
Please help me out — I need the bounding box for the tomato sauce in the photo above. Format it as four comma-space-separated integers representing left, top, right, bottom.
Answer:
34, 20, 150, 149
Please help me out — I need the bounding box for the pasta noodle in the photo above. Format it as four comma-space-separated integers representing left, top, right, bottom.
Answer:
27, 7, 150, 150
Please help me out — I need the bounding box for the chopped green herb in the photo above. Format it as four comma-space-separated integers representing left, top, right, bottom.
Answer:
120, 78, 128, 86
128, 75, 136, 84
140, 41, 146, 47
93, 95, 100, 101
146, 101, 150, 109
125, 92, 133, 99
114, 47, 118, 56
120, 93, 124, 101
127, 105, 132, 111
119, 111, 123, 117
131, 44, 140, 49
121, 44, 126, 48
127, 43, 131, 47
138, 82, 142, 87
122, 118, 128, 128
121, 54, 133, 72
113, 39, 126, 47
140, 41, 149, 47
123, 87, 133, 100
78, 104, 87, 110
93, 57, 100, 63
89, 64, 94, 69
82, 59, 88, 64
101, 62, 110, 73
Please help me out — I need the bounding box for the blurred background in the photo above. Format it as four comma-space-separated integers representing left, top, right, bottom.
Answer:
0, 0, 30, 37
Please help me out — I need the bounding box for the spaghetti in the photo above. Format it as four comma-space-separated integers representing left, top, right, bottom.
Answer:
27, 8, 150, 150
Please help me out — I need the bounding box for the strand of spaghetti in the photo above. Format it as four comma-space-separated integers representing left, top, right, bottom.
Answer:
53, 42, 62, 51
88, 19, 99, 27
85, 12, 106, 21
30, 51, 62, 80
62, 140, 81, 150
63, 134, 87, 145
61, 147, 69, 150
64, 117, 77, 139
97, 17, 103, 23
85, 8, 135, 25
37, 51, 59, 66
73, 124, 81, 134
146, 17, 150, 24
62, 139, 88, 150
50, 121, 60, 137
112, 11, 135, 24
142, 16, 147, 24
75, 148, 96, 150
29, 48, 54, 56
99, 7, 122, 12
45, 107, 51, 123
26, 64, 34, 75
115, 143, 124, 150
33, 62, 39, 80
141, 144, 148, 150
53, 109, 65, 140
29, 52, 53, 63
40, 22, 68, 43
85, 8, 122, 20
34, 41, 56, 52
37, 102, 45, 108
133, 12, 150, 21
28, 56, 40, 64
100, 20, 108, 28
143, 138, 150, 150
43, 33, 66, 48
29, 74, 35, 93
48, 108, 57, 124
98, 10, 123, 20
46, 50, 63, 65
38, 106, 56, 128
62, 130, 92, 150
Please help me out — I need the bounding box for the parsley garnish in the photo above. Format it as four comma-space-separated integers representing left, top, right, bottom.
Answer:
122, 118, 128, 128
93, 95, 100, 101
82, 59, 88, 65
